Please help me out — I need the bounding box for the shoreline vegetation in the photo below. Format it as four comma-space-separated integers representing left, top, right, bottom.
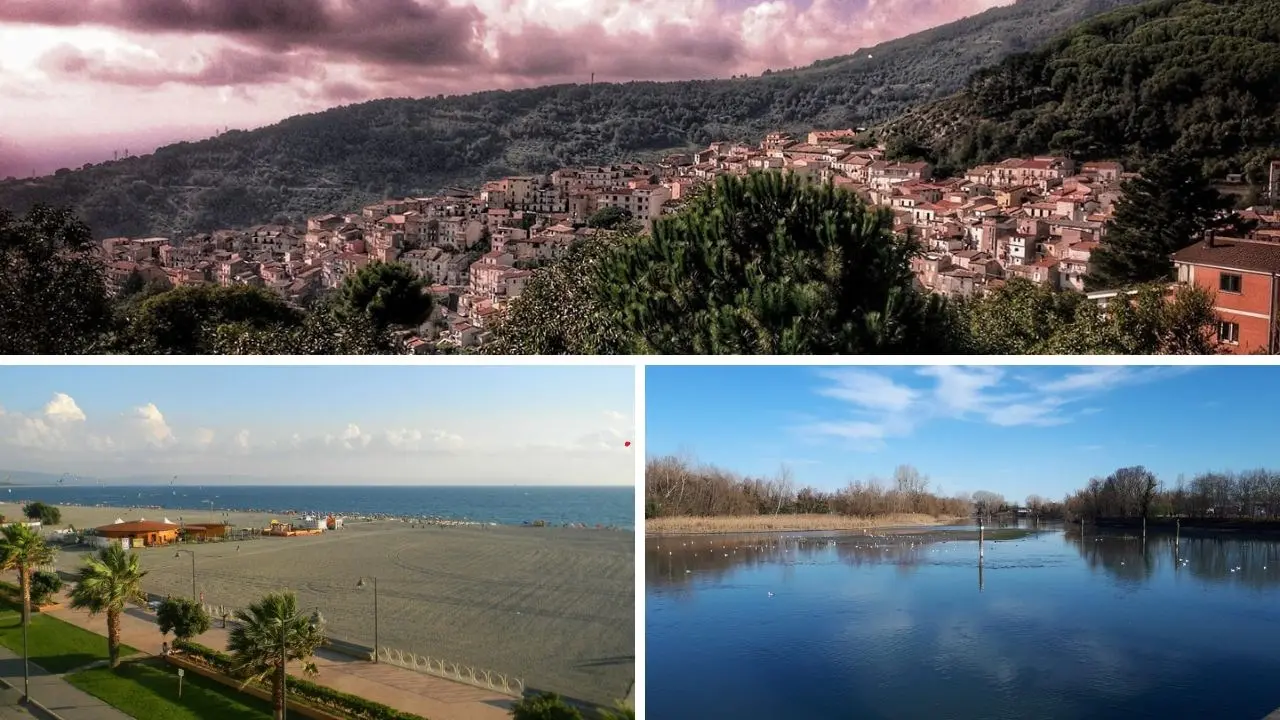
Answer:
646, 455, 1007, 536
645, 513, 962, 536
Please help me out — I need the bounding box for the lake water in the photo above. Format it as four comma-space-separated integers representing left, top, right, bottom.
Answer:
646, 525, 1280, 720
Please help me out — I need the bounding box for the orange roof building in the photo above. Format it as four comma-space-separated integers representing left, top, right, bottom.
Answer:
94, 520, 180, 547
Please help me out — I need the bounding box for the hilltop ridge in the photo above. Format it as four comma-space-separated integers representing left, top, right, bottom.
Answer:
881, 0, 1280, 180
0, 0, 1143, 239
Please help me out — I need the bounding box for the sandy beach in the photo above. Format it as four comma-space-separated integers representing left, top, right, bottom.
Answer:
31, 503, 634, 707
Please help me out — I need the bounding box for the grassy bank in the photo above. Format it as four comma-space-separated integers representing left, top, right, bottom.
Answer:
67, 659, 275, 720
0, 602, 138, 674
645, 513, 961, 536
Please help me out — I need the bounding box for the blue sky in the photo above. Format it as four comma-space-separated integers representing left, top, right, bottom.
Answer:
0, 365, 634, 485
646, 365, 1276, 502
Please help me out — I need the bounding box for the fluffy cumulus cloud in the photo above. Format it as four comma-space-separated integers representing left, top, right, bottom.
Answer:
133, 403, 176, 447
44, 392, 86, 423
0, 0, 1012, 153
2, 392, 87, 450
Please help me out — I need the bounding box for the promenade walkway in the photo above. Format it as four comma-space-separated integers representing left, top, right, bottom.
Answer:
0, 646, 127, 720
45, 593, 512, 720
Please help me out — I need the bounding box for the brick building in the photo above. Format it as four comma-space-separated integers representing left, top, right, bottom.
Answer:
1173, 236, 1280, 354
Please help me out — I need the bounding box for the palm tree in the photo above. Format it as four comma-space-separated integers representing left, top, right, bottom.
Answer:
0, 523, 56, 627
227, 591, 325, 720
68, 543, 147, 668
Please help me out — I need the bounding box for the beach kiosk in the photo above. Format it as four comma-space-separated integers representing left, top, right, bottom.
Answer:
93, 518, 180, 547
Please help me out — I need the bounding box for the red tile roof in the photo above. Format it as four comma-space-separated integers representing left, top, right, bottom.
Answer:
1172, 237, 1280, 274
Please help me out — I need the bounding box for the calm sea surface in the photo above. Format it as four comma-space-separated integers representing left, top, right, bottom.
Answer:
2, 485, 634, 529
647, 525, 1280, 720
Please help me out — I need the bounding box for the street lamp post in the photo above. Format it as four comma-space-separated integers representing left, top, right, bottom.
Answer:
174, 550, 196, 601
356, 577, 378, 662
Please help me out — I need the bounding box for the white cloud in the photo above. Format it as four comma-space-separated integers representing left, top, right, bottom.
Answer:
14, 417, 61, 450
88, 434, 116, 452
427, 430, 465, 449
195, 428, 216, 448
816, 369, 919, 412
233, 429, 251, 451
133, 403, 175, 447
44, 392, 85, 423
804, 366, 1179, 449
603, 410, 627, 422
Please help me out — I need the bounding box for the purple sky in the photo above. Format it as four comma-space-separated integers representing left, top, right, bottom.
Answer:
0, 0, 1009, 175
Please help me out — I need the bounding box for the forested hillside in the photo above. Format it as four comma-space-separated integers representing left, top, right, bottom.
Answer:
883, 0, 1280, 179
0, 0, 1141, 239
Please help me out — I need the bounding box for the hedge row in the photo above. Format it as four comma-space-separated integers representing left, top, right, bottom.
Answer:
173, 640, 429, 720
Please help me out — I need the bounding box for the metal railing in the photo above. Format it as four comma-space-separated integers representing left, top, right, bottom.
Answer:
375, 646, 525, 697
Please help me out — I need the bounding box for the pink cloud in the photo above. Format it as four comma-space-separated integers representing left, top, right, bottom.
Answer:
0, 0, 1013, 168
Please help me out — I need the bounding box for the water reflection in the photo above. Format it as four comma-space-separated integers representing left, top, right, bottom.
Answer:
1066, 529, 1280, 588
647, 528, 1280, 720
646, 527, 1034, 595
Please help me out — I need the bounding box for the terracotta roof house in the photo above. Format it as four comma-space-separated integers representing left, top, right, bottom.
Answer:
1173, 235, 1280, 354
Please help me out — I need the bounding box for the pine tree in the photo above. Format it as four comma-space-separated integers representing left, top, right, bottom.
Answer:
1087, 152, 1241, 290
592, 172, 963, 354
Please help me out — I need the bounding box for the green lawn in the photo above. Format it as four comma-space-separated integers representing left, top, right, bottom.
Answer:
0, 606, 139, 674
67, 659, 275, 720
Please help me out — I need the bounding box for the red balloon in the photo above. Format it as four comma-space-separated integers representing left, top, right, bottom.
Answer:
624, 441, 632, 447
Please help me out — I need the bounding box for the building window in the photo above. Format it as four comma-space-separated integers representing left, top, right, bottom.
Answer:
1218, 321, 1240, 345
1219, 273, 1243, 293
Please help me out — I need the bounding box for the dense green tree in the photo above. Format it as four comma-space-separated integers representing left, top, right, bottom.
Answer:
0, 204, 111, 353
335, 261, 432, 330
586, 205, 631, 230
69, 544, 147, 668
594, 172, 962, 354
486, 238, 628, 355
210, 298, 398, 355
120, 284, 302, 354
22, 502, 61, 526
29, 570, 63, 606
156, 597, 211, 642
966, 278, 1221, 354
0, 524, 56, 630
959, 279, 1089, 354
228, 591, 325, 720
1087, 152, 1241, 290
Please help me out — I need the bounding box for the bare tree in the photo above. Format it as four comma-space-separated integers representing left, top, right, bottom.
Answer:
893, 465, 930, 513
972, 491, 1004, 519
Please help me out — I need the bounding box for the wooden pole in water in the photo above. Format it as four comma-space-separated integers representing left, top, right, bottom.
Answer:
979, 519, 985, 560
1142, 515, 1147, 543
1175, 517, 1180, 547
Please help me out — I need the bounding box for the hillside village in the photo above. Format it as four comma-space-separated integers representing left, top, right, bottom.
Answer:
100, 128, 1280, 352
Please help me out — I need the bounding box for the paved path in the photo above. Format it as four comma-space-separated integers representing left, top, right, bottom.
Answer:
45, 594, 512, 720
0, 685, 33, 720
0, 646, 129, 720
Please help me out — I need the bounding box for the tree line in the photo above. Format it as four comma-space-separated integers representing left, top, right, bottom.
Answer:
1066, 466, 1280, 521
646, 455, 984, 520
